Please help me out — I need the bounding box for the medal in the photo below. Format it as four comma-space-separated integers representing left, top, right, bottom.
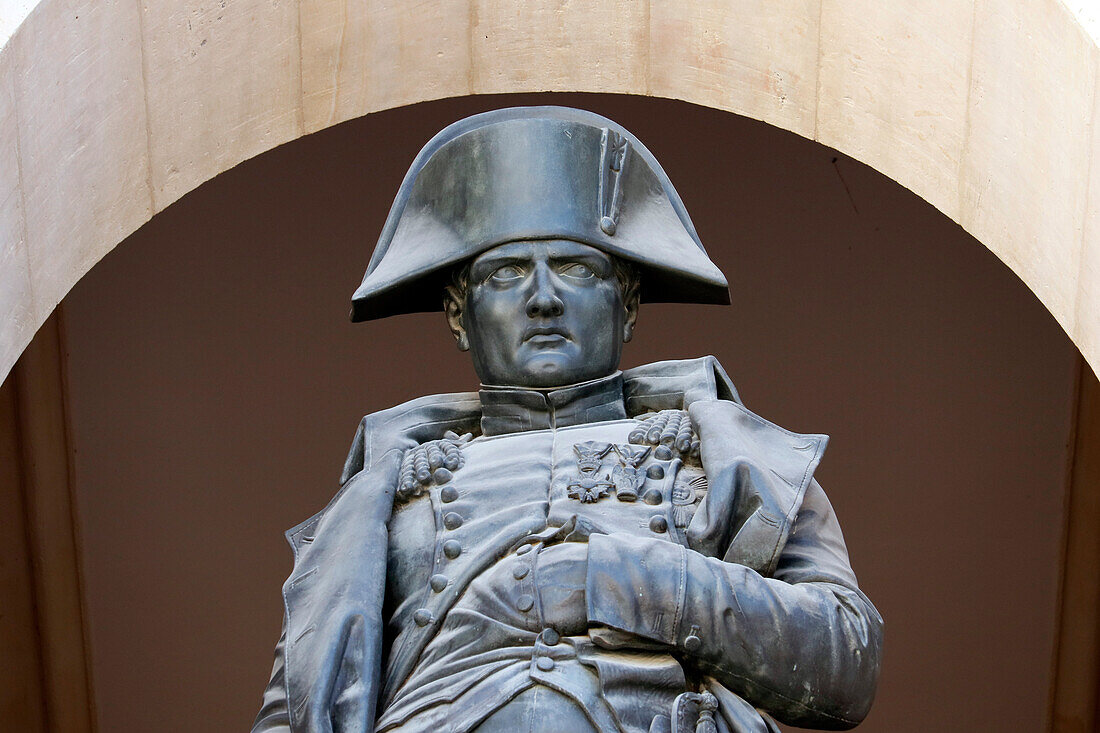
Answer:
566, 441, 615, 503
611, 444, 651, 502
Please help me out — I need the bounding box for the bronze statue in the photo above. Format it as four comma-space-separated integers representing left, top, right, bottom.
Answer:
253, 107, 882, 733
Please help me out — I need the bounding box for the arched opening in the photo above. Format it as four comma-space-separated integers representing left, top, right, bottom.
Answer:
2, 94, 1091, 731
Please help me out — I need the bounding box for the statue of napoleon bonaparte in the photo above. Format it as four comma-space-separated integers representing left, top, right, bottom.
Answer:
252, 107, 883, 733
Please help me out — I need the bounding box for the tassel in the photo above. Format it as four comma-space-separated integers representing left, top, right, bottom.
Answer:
695, 692, 718, 733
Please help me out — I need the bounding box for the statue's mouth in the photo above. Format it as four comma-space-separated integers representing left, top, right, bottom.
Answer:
523, 326, 570, 345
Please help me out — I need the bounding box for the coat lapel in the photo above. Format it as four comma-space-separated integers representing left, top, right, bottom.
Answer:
282, 393, 480, 732
687, 400, 828, 575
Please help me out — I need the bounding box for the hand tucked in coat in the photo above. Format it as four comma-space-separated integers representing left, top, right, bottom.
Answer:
534, 541, 589, 636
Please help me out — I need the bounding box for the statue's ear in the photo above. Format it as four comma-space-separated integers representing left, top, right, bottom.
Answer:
622, 280, 640, 344
443, 285, 469, 351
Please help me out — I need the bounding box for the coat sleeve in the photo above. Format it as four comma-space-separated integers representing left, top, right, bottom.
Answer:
585, 479, 883, 730
251, 620, 292, 733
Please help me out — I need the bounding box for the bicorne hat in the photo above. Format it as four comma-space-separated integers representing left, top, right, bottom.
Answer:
351, 106, 729, 321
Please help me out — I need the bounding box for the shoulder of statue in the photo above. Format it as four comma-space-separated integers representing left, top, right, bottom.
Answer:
622, 355, 741, 412
339, 391, 482, 485
621, 355, 735, 465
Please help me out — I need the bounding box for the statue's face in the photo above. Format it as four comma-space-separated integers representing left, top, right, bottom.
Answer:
448, 239, 636, 388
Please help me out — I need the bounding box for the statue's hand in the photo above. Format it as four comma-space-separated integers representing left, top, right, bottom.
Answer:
534, 542, 589, 636
509, 515, 606, 636
559, 514, 608, 543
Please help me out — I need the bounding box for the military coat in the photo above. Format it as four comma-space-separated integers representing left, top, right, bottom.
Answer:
252, 357, 882, 733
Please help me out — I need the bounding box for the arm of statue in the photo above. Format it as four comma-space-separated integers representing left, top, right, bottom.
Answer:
584, 479, 883, 730
251, 620, 292, 733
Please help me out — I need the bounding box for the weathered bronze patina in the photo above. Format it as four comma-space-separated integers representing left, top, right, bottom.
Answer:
253, 107, 882, 733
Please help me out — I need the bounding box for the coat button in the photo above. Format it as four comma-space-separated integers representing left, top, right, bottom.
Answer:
443, 540, 462, 559
443, 512, 463, 530
413, 609, 433, 627
430, 574, 449, 592
646, 464, 665, 480
433, 467, 453, 484
684, 634, 702, 652
516, 543, 533, 556
541, 628, 560, 646
649, 515, 668, 533
643, 489, 663, 505
536, 656, 556, 671
440, 486, 459, 503
517, 594, 535, 612
513, 564, 530, 580
654, 445, 674, 461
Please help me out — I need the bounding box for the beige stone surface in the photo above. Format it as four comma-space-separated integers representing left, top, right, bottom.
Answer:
959, 0, 1097, 332
141, 0, 302, 210
10, 0, 151, 337
816, 0, 974, 220
648, 0, 820, 140
470, 0, 647, 95
2, 0, 1100, 384
300, 0, 472, 134
0, 45, 35, 382
1077, 62, 1100, 379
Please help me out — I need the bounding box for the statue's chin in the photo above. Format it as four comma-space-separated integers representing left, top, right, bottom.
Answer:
514, 355, 615, 389
514, 357, 575, 388
474, 342, 619, 389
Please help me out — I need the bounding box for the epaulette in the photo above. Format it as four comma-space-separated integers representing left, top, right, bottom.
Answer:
397, 431, 473, 501
629, 409, 700, 461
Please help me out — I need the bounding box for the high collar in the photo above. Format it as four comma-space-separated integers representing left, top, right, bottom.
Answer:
478, 372, 627, 436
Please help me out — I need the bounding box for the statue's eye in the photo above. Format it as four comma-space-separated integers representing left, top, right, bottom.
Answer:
560, 263, 594, 279
488, 265, 524, 282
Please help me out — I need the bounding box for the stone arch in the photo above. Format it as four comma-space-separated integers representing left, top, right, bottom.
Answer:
1, 0, 1098, 383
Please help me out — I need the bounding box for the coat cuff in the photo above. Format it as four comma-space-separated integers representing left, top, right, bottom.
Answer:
586, 533, 688, 646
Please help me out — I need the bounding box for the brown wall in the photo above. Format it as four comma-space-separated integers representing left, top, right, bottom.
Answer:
59, 94, 1079, 731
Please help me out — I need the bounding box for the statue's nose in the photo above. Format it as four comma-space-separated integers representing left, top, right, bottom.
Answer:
525, 266, 565, 318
